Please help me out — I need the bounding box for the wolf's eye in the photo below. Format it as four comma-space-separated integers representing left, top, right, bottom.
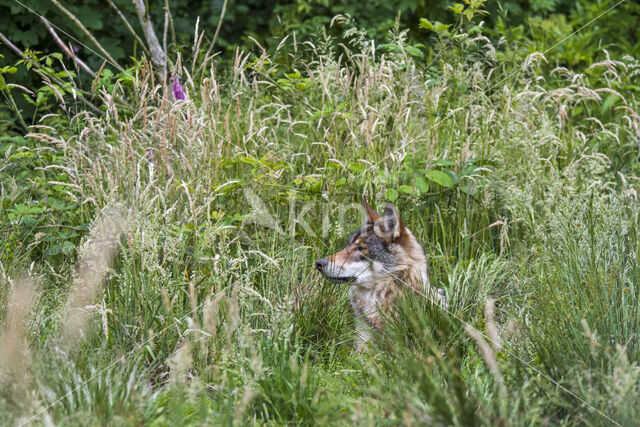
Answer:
356, 245, 366, 252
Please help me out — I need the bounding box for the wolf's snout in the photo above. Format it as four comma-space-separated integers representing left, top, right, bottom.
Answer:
315, 258, 328, 271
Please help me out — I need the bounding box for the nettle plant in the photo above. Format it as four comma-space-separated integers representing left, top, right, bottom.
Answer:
0, 50, 138, 269
0, 133, 87, 267
0, 50, 78, 125
420, 0, 488, 41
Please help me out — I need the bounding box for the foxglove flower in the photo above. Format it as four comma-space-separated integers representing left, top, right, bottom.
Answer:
171, 76, 186, 100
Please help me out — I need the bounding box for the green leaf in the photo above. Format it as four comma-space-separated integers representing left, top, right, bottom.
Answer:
1, 66, 17, 74
23, 93, 36, 106
348, 163, 364, 174
449, 3, 464, 14
294, 78, 312, 91
101, 69, 114, 79
600, 94, 618, 115
285, 70, 301, 79
46, 245, 61, 256
54, 71, 75, 79
419, 18, 435, 31
13, 204, 28, 214
26, 206, 45, 214
385, 188, 398, 202
21, 215, 37, 226
304, 178, 321, 193
415, 175, 429, 194
277, 78, 292, 90
237, 156, 259, 166
61, 240, 76, 254
399, 185, 414, 194
377, 43, 399, 53
424, 170, 453, 188
433, 159, 455, 167
404, 45, 424, 59
436, 22, 452, 32
420, 19, 452, 33
445, 169, 459, 185
118, 70, 134, 83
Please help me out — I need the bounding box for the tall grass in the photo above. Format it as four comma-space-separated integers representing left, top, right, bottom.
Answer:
1, 18, 639, 425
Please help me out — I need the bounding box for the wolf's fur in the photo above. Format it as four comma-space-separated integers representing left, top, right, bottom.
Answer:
316, 197, 447, 351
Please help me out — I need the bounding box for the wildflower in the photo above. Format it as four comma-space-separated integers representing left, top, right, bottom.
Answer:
148, 151, 154, 162
171, 76, 186, 100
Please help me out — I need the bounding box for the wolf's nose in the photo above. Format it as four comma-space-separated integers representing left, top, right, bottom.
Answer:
315, 258, 328, 271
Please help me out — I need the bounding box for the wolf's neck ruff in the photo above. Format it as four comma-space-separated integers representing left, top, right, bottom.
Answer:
348, 225, 431, 330
316, 197, 446, 351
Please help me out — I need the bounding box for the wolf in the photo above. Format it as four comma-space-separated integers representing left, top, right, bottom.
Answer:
316, 197, 447, 351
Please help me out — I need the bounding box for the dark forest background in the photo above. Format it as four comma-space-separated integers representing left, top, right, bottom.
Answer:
3, 0, 639, 75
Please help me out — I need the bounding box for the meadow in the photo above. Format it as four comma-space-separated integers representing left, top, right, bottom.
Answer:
1, 6, 640, 426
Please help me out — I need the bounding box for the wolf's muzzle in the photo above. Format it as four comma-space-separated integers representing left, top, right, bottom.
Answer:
315, 258, 328, 271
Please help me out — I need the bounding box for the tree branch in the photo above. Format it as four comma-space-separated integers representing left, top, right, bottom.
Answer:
211, 0, 228, 50
201, 0, 228, 66
106, 0, 151, 58
133, 0, 166, 75
163, 0, 169, 59
197, 0, 228, 79
47, 0, 124, 71
41, 17, 95, 77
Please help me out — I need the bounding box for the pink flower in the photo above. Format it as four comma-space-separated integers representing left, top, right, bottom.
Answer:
171, 76, 185, 100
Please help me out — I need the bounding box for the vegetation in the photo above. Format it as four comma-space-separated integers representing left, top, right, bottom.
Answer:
1, 0, 640, 425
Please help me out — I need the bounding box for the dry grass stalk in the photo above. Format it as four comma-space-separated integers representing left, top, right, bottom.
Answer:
168, 341, 192, 384
0, 277, 38, 386
485, 298, 502, 350
60, 208, 126, 350
465, 299, 504, 387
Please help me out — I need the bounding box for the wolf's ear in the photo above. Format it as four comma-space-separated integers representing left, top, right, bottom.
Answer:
362, 196, 380, 223
376, 203, 405, 242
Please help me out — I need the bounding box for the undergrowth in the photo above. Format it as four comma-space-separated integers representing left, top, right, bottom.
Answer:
1, 16, 640, 426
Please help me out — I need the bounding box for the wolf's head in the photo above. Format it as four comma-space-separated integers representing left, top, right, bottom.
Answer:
315, 197, 427, 288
